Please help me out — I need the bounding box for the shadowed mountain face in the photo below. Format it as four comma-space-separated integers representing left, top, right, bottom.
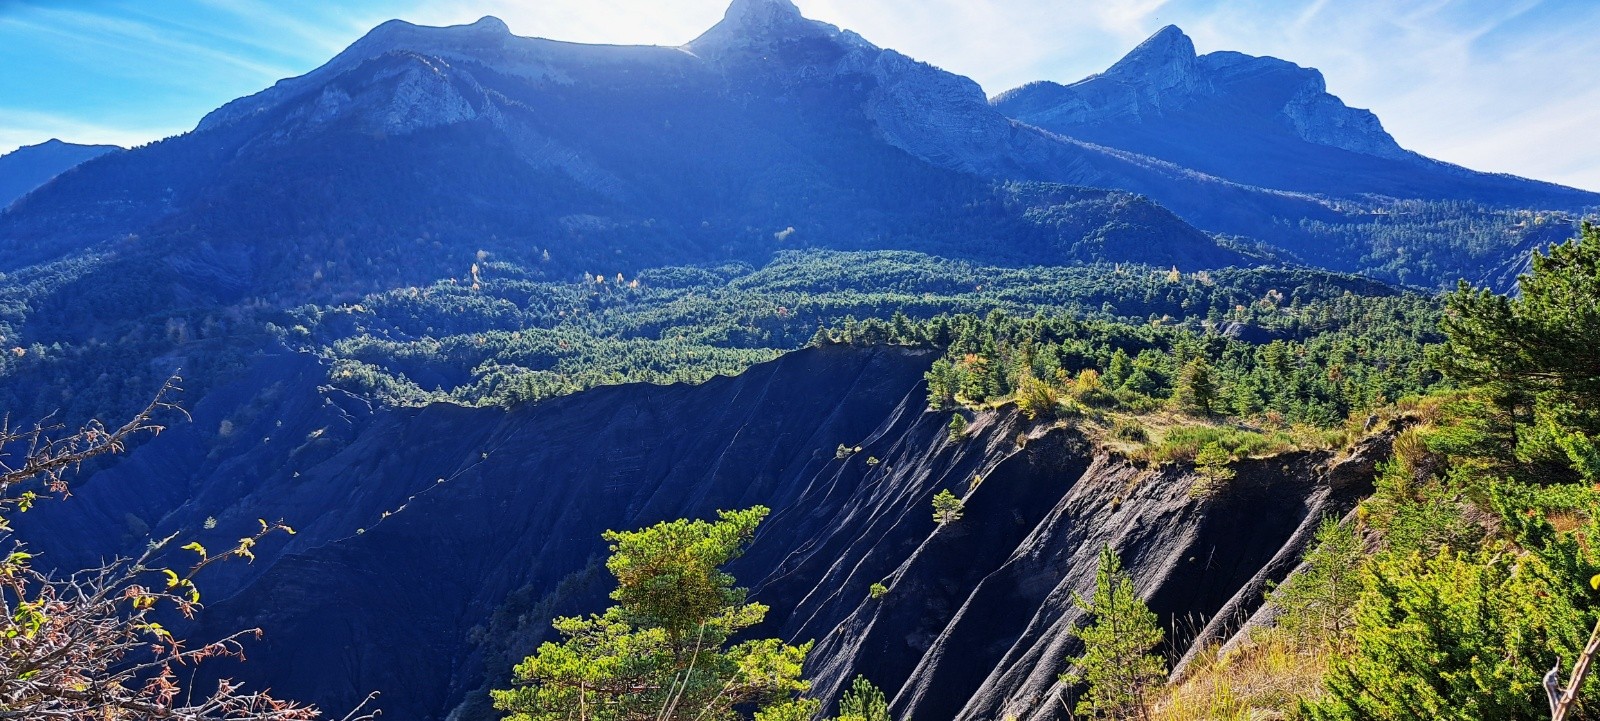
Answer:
15, 346, 1387, 721
4, 1, 1590, 302
0, 0, 1251, 300
992, 25, 1596, 206
0, 139, 121, 209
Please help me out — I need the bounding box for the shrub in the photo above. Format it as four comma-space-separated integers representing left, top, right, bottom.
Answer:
1112, 418, 1149, 442
1015, 374, 1060, 420
1306, 548, 1559, 721
1191, 442, 1236, 497
932, 490, 964, 525
1144, 426, 1296, 464
947, 413, 968, 442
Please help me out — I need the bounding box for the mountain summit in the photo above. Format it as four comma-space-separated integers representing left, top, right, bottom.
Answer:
990, 25, 1600, 207
687, 0, 867, 61
1099, 25, 1203, 95
0, 139, 121, 209
710, 0, 804, 30
995, 25, 1406, 163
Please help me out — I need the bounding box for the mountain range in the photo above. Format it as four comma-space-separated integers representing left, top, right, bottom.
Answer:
2, 2, 1594, 720
992, 24, 1589, 206
3, 0, 1592, 299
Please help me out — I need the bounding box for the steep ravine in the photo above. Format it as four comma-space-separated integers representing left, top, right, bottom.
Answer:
21, 346, 1386, 720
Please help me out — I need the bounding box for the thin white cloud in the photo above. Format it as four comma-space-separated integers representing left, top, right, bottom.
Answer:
1, 7, 298, 82
186, 0, 376, 55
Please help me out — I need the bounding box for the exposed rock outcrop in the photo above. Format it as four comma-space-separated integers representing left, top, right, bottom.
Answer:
993, 25, 1594, 209
20, 346, 1390, 720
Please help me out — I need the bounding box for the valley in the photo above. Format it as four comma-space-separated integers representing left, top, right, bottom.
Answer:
1, 1, 1597, 720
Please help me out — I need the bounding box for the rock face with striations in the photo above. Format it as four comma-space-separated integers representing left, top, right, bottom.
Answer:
19, 345, 1385, 720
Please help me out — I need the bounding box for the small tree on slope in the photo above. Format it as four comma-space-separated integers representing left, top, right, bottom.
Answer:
836, 675, 893, 721
1062, 546, 1165, 721
492, 506, 814, 721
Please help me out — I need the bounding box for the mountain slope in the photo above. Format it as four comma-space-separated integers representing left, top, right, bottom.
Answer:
3, 3, 1592, 307
0, 2, 1250, 289
17, 345, 1389, 721
0, 138, 120, 209
993, 25, 1597, 207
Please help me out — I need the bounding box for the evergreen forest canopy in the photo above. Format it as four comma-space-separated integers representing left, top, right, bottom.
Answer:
289, 249, 1443, 423
487, 224, 1600, 720
0, 246, 1442, 429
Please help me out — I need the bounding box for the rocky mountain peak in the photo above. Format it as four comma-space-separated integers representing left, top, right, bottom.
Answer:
1105, 25, 1197, 82
994, 25, 1419, 163
723, 0, 803, 25
687, 0, 831, 57
466, 15, 511, 34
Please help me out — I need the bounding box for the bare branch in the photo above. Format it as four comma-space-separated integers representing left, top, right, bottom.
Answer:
0, 375, 185, 503
0, 381, 379, 720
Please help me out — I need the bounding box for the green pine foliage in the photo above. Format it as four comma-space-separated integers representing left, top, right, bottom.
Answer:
836, 676, 893, 721
1063, 546, 1166, 720
920, 298, 1441, 428
286, 251, 1437, 412
491, 507, 816, 721
1270, 518, 1364, 644
946, 413, 968, 442
1190, 441, 1236, 497
1309, 548, 1556, 720
1297, 200, 1585, 289
932, 490, 964, 525
1172, 357, 1216, 416
1302, 224, 1600, 720
1434, 221, 1600, 440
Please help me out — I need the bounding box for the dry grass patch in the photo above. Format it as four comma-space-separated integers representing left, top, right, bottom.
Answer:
1154, 631, 1332, 721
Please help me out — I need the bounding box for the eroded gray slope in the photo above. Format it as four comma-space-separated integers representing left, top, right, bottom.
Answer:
20, 344, 1390, 720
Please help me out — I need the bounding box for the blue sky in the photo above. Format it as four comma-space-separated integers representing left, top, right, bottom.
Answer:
3, 0, 1598, 191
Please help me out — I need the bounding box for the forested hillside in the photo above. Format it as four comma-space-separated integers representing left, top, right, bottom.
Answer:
3, 1, 1597, 720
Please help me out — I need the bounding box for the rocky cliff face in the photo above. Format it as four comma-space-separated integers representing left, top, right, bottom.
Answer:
19, 345, 1387, 720
993, 26, 1593, 207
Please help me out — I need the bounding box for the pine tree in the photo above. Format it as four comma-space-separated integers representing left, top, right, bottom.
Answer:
836, 676, 892, 721
1106, 348, 1133, 389
492, 507, 815, 721
1062, 546, 1165, 721
931, 490, 964, 525
1173, 357, 1216, 416
1190, 441, 1235, 497
1434, 222, 1600, 435
947, 413, 968, 442
1270, 518, 1363, 643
